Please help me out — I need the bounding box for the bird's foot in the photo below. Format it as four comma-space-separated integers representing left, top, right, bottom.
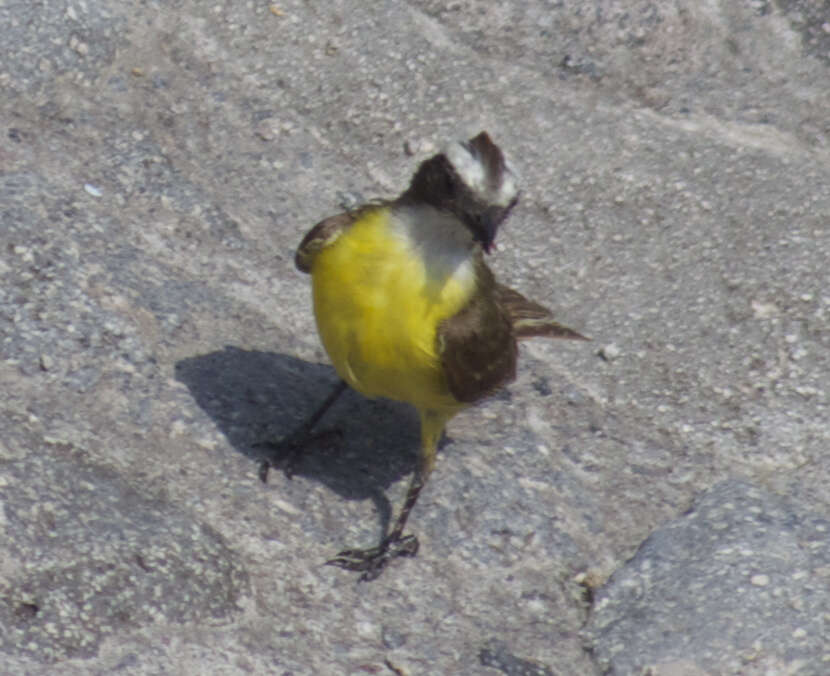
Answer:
254, 428, 342, 483
326, 534, 419, 582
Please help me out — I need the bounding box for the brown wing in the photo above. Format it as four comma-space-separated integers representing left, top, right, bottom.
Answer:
294, 212, 356, 273
438, 261, 518, 404
495, 284, 589, 341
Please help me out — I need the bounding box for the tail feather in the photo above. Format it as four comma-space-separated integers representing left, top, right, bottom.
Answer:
496, 284, 589, 341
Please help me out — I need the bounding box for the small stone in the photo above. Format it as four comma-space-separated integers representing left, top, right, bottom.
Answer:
69, 36, 89, 56
599, 343, 621, 361
404, 138, 435, 156
40, 354, 54, 371
750, 574, 769, 587
751, 299, 778, 318
254, 118, 279, 141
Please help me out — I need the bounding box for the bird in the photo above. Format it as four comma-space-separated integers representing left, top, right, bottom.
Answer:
260, 131, 587, 580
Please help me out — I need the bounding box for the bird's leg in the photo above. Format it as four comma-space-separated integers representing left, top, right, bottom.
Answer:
326, 409, 446, 581
255, 380, 347, 482
326, 472, 425, 581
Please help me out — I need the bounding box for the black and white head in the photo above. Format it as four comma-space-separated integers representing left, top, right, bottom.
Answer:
400, 132, 519, 252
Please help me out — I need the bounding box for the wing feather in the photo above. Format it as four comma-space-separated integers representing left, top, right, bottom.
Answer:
295, 212, 356, 273
437, 261, 517, 404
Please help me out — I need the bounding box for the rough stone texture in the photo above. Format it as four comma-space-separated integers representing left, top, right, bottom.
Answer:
0, 453, 248, 664
0, 0, 828, 674
588, 480, 830, 675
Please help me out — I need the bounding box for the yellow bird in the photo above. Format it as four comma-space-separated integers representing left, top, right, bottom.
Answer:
261, 132, 586, 580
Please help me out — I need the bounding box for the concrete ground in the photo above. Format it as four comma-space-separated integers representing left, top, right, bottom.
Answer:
1, 1, 828, 674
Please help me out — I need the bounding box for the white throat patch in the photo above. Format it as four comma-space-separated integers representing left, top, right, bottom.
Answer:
389, 204, 476, 286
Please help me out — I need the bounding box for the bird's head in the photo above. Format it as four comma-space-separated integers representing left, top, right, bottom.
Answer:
401, 131, 519, 253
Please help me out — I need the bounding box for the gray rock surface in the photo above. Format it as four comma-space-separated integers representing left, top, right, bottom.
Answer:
0, 454, 248, 664
0, 0, 828, 674
588, 480, 830, 675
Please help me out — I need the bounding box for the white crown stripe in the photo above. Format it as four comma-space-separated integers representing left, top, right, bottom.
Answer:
444, 142, 518, 208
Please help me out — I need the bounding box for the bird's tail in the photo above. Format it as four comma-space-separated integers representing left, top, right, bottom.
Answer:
496, 284, 589, 341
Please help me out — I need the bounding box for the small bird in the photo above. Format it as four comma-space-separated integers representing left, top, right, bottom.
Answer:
261, 132, 586, 580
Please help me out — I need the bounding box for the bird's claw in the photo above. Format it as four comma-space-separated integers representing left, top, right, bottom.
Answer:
326, 534, 419, 582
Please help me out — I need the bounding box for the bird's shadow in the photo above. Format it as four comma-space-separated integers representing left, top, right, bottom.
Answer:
174, 346, 419, 537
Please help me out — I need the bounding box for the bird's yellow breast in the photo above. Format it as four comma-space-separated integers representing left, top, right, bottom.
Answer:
310, 207, 474, 412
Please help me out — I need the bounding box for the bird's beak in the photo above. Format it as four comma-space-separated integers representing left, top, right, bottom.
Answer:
473, 210, 500, 254
474, 196, 519, 254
